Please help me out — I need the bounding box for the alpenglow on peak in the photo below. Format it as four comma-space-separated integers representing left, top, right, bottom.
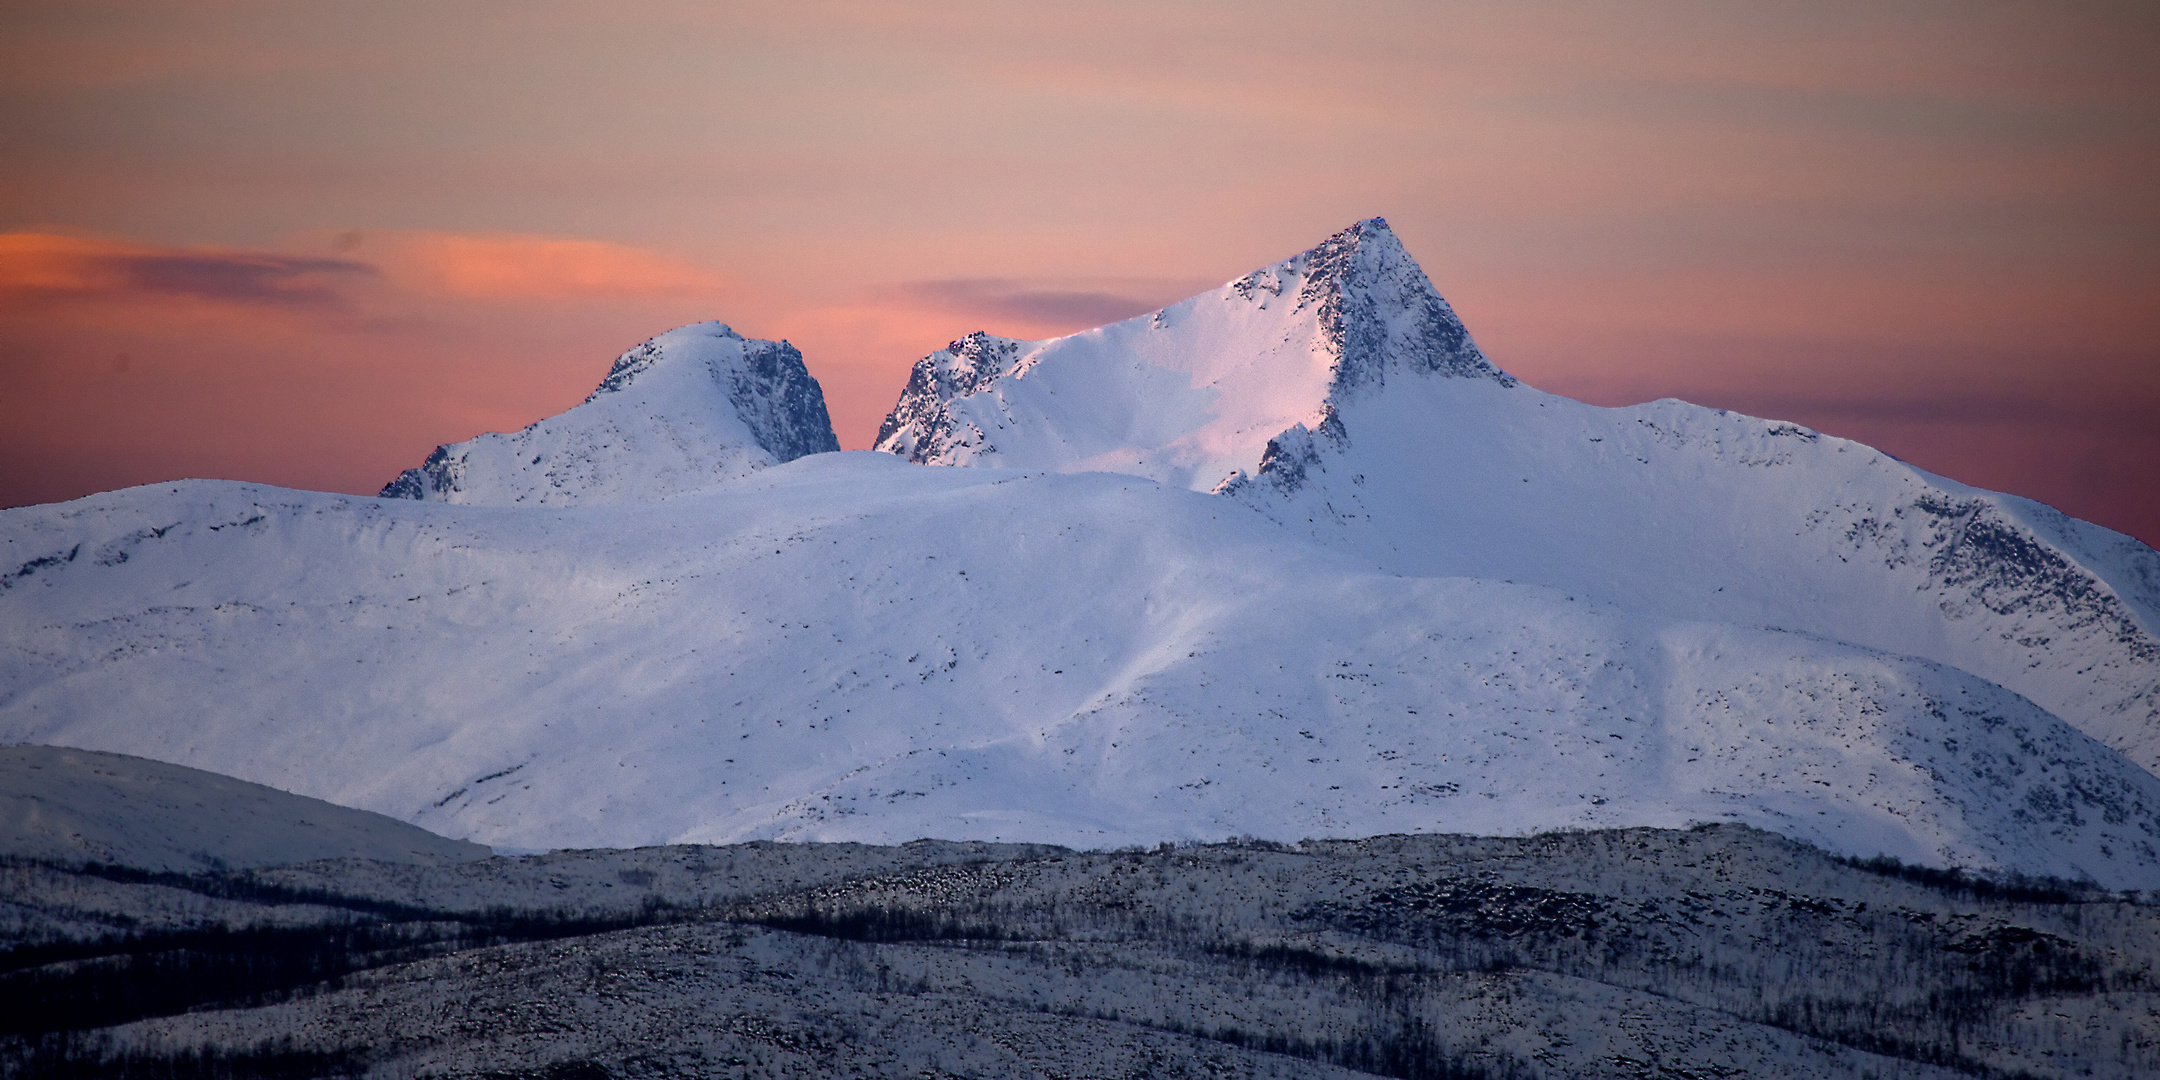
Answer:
872, 218, 1510, 493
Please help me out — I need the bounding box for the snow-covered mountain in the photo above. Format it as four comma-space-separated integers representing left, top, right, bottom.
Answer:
877, 219, 2160, 774
3, 221, 2157, 888
382, 322, 838, 505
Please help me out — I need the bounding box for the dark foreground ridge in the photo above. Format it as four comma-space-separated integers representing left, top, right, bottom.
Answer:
4, 826, 2156, 1079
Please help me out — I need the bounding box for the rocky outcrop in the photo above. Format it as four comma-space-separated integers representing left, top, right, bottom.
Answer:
874, 332, 1026, 465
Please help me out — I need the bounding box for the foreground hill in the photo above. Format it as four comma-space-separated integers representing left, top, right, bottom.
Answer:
5, 827, 2152, 1079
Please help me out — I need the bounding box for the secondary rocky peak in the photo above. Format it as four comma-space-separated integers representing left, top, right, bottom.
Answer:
381, 321, 839, 506
874, 332, 1026, 463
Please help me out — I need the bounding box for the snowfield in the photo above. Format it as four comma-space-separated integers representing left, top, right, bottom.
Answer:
3, 219, 2158, 887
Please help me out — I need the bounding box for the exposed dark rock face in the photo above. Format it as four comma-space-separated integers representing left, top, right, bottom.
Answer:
376, 444, 457, 501
1906, 493, 2158, 666
584, 333, 836, 463
1277, 217, 1507, 391
1218, 219, 1511, 498
715, 338, 843, 464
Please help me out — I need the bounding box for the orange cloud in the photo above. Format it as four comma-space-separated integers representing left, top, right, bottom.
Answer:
0, 232, 374, 308
365, 231, 731, 301
0, 228, 762, 514
882, 277, 1219, 337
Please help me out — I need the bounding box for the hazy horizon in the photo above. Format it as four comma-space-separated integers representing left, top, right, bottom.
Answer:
4, 1, 2154, 543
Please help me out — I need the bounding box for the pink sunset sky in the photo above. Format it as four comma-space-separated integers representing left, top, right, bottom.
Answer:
3, 1, 2155, 544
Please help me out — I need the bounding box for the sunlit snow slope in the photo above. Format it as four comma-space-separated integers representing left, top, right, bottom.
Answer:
3, 458, 2159, 886
382, 322, 838, 506
875, 219, 1503, 490
878, 219, 2160, 774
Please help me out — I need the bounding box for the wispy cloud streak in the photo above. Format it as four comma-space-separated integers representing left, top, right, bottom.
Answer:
888, 277, 1216, 332
0, 234, 375, 308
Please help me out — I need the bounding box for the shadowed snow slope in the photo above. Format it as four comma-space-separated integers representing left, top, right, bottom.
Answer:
3, 455, 2158, 887
381, 322, 839, 506
876, 219, 2160, 775
0, 744, 489, 871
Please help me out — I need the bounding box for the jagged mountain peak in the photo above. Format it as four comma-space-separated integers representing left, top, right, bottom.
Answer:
380, 320, 839, 506
873, 220, 1507, 490
1232, 216, 1506, 391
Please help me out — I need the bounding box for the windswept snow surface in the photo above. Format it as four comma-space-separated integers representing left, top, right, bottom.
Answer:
381, 322, 838, 506
1235, 380, 2160, 776
878, 218, 2160, 774
0, 744, 489, 872
4, 456, 2159, 887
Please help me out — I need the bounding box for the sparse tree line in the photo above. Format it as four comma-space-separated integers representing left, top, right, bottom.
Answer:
3, 829, 2156, 1079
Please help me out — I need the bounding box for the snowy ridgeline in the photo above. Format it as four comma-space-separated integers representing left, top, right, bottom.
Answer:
2, 218, 2158, 891
5, 827, 2155, 1079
